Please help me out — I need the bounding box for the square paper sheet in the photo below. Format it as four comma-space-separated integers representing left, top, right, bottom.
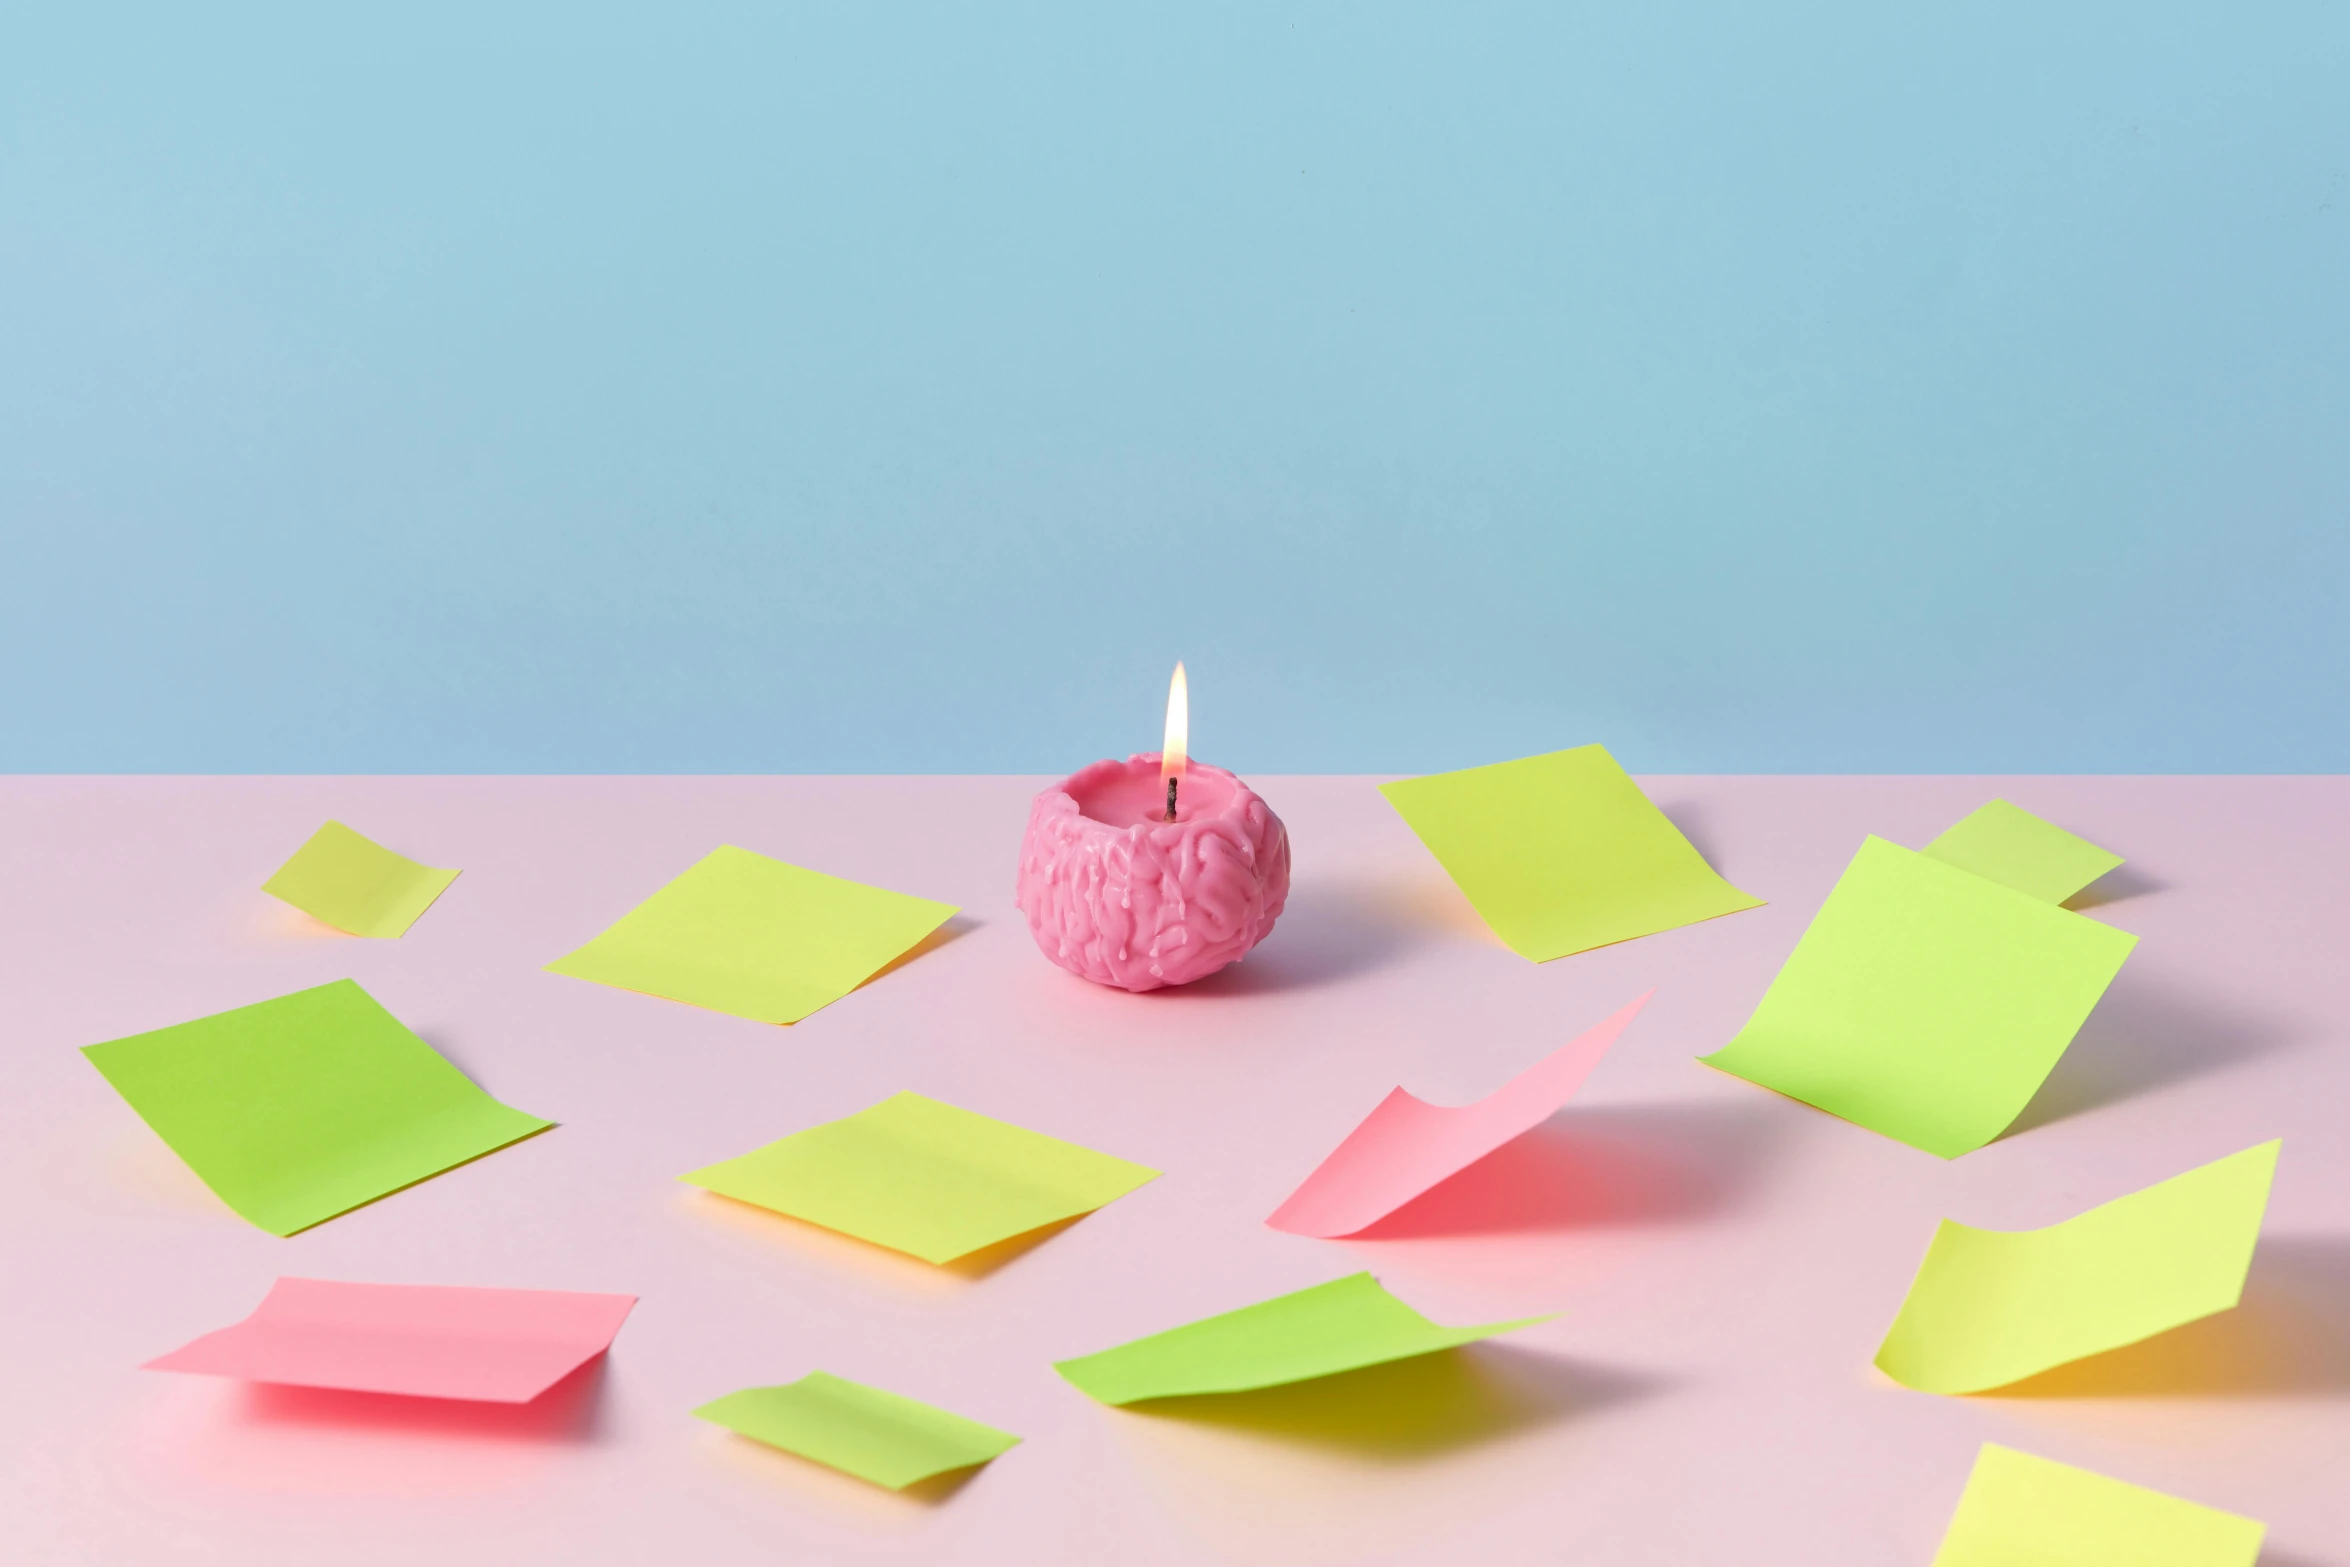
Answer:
695, 1372, 1020, 1489
81, 979, 551, 1235
545, 845, 957, 1025
261, 820, 461, 938
681, 1091, 1157, 1264
1702, 836, 2136, 1157
146, 1278, 635, 1403
1379, 745, 1762, 962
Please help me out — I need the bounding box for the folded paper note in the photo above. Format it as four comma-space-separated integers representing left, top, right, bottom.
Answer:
1268, 993, 1650, 1236
696, 1372, 1020, 1489
146, 1278, 634, 1402
82, 979, 551, 1235
1930, 1444, 2264, 1567
1054, 1273, 1548, 1405
1378, 745, 1762, 962
545, 845, 958, 1025
1876, 1141, 2279, 1394
262, 820, 462, 938
1702, 837, 2136, 1158
1924, 800, 2124, 906
682, 1091, 1157, 1264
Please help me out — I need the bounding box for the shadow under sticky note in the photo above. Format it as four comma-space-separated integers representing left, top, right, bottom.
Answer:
81, 979, 552, 1235
262, 820, 461, 938
545, 845, 958, 1025
145, 1278, 635, 1403
696, 1372, 1019, 1490
682, 1091, 1157, 1264
1924, 799, 2125, 906
1875, 1141, 2279, 1394
1702, 837, 2136, 1158
1268, 993, 1649, 1237
1378, 745, 1762, 962
1929, 1444, 2264, 1567
1053, 1273, 1550, 1405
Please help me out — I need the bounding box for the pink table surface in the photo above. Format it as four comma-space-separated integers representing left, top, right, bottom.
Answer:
2, 776, 2344, 1566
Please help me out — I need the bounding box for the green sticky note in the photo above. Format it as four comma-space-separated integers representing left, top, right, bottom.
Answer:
261, 820, 461, 938
682, 1091, 1157, 1264
545, 845, 958, 1026
1877, 1141, 2279, 1394
1701, 837, 2136, 1158
695, 1372, 1020, 1490
1379, 745, 1762, 962
1053, 1273, 1549, 1405
1924, 799, 2124, 905
1931, 1444, 2265, 1566
80, 979, 552, 1236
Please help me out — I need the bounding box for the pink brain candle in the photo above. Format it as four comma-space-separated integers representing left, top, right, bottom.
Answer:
1017, 754, 1289, 991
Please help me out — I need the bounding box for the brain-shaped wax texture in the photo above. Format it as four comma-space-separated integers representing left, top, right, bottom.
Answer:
1016, 759, 1290, 992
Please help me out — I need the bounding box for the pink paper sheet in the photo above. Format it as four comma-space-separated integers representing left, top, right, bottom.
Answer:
1267, 993, 1651, 1237
144, 1278, 636, 1404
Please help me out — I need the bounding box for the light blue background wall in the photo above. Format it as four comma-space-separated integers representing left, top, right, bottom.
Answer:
3, 4, 2344, 774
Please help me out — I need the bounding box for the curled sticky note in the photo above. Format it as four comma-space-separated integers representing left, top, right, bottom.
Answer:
81, 979, 551, 1236
683, 1091, 1156, 1265
1876, 1141, 2279, 1394
546, 845, 958, 1025
1703, 837, 2135, 1157
1268, 993, 1649, 1237
1923, 799, 2123, 905
262, 820, 461, 938
1930, 1444, 2264, 1566
696, 1372, 1019, 1489
1054, 1273, 1549, 1405
146, 1278, 634, 1403
1379, 745, 1761, 962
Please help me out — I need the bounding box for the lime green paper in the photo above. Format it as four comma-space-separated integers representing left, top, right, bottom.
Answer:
1931, 1444, 2264, 1566
261, 820, 460, 937
1379, 745, 1762, 962
1702, 837, 2136, 1158
682, 1091, 1157, 1264
1925, 799, 2123, 905
545, 845, 958, 1025
1053, 1273, 1549, 1405
1877, 1141, 2279, 1394
81, 979, 551, 1236
695, 1372, 1020, 1490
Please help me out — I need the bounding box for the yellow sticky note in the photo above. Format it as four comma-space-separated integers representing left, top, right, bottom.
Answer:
261, 821, 460, 938
1379, 745, 1762, 962
1702, 837, 2136, 1158
1876, 1141, 2278, 1394
681, 1091, 1157, 1264
545, 846, 957, 1025
1930, 1444, 2264, 1566
1054, 1273, 1548, 1405
1924, 799, 2123, 905
695, 1372, 1019, 1490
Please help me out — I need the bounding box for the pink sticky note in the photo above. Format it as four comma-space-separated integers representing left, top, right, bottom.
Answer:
144, 1278, 637, 1403
1267, 993, 1651, 1238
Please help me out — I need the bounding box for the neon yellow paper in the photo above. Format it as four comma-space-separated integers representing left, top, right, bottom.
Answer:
695, 1372, 1020, 1489
1378, 744, 1762, 962
545, 845, 957, 1025
1877, 1141, 2279, 1394
681, 1091, 1157, 1264
1702, 837, 2136, 1157
261, 820, 460, 937
80, 979, 552, 1236
1925, 799, 2123, 905
1053, 1272, 1549, 1405
1931, 1444, 2264, 1566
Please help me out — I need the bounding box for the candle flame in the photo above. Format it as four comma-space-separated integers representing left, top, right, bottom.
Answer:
1161, 661, 1189, 782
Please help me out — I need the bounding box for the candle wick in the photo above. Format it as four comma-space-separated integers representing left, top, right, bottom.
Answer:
1165, 776, 1178, 822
